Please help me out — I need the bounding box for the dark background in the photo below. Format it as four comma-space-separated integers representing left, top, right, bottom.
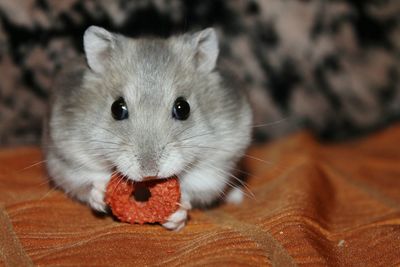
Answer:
0, 0, 399, 146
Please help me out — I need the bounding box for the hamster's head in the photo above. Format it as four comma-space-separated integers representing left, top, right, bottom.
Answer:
77, 26, 242, 182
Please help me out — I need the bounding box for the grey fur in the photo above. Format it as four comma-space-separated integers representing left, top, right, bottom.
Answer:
44, 26, 253, 230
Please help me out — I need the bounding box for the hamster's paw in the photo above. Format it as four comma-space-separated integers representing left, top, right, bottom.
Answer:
87, 182, 107, 212
162, 201, 191, 231
225, 187, 244, 204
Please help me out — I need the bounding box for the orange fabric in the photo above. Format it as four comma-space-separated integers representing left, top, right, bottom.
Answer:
1, 125, 400, 266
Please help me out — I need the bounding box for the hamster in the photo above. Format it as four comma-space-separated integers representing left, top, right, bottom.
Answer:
43, 26, 253, 231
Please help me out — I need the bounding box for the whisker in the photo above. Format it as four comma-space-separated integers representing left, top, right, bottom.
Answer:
69, 122, 131, 146
175, 130, 216, 143
49, 139, 122, 146
19, 159, 48, 172
201, 162, 254, 200
110, 165, 133, 197
252, 117, 290, 128
178, 144, 273, 165
183, 152, 255, 201
38, 186, 57, 201
184, 162, 227, 199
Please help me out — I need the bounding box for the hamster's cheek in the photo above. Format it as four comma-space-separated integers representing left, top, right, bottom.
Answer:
158, 149, 188, 178
112, 154, 141, 180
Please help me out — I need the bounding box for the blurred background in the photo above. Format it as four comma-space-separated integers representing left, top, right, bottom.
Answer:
0, 0, 399, 146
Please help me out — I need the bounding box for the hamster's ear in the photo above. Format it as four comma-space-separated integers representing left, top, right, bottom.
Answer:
188, 28, 219, 73
83, 26, 115, 73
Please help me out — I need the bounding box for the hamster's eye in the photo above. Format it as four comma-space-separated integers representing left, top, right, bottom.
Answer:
111, 97, 129, 120
172, 97, 190, 120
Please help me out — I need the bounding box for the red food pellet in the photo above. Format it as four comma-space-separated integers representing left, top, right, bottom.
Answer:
105, 173, 180, 224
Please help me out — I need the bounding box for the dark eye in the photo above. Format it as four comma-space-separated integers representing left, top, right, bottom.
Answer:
172, 97, 190, 120
111, 97, 129, 120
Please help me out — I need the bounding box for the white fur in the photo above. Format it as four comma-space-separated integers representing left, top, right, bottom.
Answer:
45, 26, 253, 231
191, 28, 219, 73
225, 187, 244, 204
84, 26, 115, 73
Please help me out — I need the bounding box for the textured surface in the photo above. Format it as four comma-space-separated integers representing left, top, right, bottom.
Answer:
106, 174, 180, 224
0, 0, 399, 145
1, 125, 400, 266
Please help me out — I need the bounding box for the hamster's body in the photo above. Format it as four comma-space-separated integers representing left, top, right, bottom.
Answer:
44, 26, 252, 230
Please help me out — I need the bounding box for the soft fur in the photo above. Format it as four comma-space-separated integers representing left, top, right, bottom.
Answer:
44, 27, 252, 230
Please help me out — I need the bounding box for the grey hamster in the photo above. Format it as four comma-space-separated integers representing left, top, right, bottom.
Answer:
43, 26, 252, 230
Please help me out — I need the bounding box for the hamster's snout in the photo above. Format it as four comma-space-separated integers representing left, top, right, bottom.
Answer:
138, 154, 159, 178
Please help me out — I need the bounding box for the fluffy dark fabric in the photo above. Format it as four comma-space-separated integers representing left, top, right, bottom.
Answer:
0, 0, 399, 145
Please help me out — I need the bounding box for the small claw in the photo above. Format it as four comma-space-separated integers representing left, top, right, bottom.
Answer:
162, 203, 190, 231
88, 183, 107, 212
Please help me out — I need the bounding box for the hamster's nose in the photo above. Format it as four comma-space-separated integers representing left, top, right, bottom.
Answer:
139, 154, 159, 178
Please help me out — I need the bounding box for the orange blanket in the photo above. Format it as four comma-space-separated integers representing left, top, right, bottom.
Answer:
1, 126, 400, 266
